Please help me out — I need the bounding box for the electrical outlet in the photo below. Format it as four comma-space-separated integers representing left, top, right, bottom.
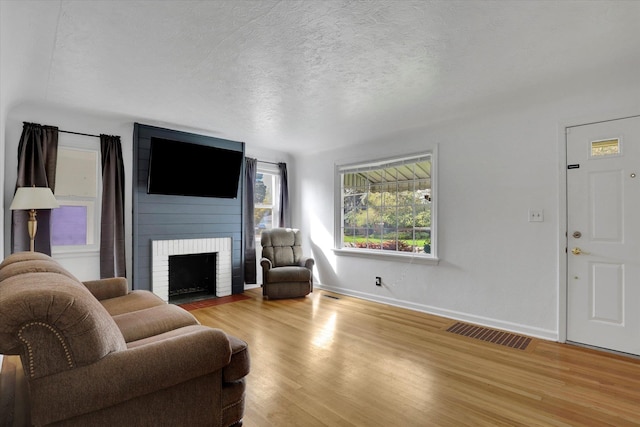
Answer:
375, 276, 382, 286
529, 209, 544, 222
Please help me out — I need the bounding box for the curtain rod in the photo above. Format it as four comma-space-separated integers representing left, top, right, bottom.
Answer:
59, 129, 101, 138
258, 160, 281, 166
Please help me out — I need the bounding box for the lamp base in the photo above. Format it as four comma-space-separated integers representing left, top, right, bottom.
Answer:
27, 209, 38, 252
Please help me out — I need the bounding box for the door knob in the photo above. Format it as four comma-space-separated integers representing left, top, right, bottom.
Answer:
571, 247, 589, 255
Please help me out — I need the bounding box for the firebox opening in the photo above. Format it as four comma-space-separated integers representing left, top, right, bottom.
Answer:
168, 252, 216, 303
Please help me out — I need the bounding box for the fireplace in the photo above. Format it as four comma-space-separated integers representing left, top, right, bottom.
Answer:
152, 238, 232, 302
169, 252, 216, 300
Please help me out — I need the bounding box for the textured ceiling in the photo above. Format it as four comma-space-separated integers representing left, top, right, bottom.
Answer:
2, 0, 639, 154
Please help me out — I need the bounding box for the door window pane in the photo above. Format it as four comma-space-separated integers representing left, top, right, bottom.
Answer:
591, 138, 620, 157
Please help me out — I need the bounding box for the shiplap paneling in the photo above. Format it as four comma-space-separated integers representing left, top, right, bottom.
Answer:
133, 123, 245, 294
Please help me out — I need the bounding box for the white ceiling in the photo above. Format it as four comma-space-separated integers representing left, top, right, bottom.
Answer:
2, 0, 639, 154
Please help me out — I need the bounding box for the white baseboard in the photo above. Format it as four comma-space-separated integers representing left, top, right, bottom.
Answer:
316, 284, 558, 341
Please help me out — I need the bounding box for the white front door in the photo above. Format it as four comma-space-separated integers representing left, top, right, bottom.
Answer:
566, 115, 640, 356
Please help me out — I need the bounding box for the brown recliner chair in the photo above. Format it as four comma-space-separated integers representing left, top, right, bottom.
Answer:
260, 228, 314, 299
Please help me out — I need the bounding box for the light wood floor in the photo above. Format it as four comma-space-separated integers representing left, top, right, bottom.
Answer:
2, 288, 639, 426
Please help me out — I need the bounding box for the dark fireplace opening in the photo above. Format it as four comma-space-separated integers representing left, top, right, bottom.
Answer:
168, 252, 216, 303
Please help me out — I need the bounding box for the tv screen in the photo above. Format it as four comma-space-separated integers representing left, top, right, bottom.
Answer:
147, 137, 243, 198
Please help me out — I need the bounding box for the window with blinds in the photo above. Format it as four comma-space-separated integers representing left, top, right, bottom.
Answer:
51, 136, 101, 251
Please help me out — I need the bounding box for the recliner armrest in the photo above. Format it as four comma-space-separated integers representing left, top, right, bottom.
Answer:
260, 258, 273, 270
83, 277, 129, 300
260, 258, 272, 287
298, 256, 315, 270
28, 325, 233, 426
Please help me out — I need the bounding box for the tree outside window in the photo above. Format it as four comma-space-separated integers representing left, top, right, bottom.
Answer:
340, 155, 433, 255
254, 171, 278, 236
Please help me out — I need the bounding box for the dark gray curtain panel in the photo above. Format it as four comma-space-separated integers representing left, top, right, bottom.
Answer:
11, 122, 59, 254
278, 162, 290, 228
100, 134, 126, 278
243, 157, 257, 284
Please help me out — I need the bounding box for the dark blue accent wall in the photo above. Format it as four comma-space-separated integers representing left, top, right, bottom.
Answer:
133, 123, 245, 294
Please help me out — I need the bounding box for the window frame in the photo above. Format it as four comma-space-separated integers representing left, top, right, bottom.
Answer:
333, 147, 439, 265
254, 163, 281, 239
51, 135, 101, 255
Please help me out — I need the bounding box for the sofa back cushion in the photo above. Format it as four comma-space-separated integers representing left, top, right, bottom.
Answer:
0, 270, 126, 379
0, 251, 54, 270
261, 228, 303, 267
0, 258, 80, 282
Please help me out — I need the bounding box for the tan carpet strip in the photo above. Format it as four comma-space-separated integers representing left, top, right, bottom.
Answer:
445, 322, 532, 350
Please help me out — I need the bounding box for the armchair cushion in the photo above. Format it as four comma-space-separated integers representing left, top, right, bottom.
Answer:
261, 227, 304, 267
99, 289, 166, 316
112, 304, 200, 342
0, 251, 52, 270
0, 258, 80, 282
266, 265, 312, 283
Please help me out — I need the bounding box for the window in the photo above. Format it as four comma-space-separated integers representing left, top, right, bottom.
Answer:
591, 138, 620, 157
337, 151, 437, 259
254, 164, 280, 237
51, 135, 101, 251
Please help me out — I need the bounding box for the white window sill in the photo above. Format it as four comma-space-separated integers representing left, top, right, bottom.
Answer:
52, 247, 100, 258
332, 248, 439, 265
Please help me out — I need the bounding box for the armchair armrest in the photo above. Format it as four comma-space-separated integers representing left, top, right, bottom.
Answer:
299, 256, 315, 270
260, 258, 273, 285
29, 325, 232, 426
83, 277, 128, 300
260, 258, 273, 270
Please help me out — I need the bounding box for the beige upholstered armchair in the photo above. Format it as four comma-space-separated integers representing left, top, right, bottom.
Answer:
260, 228, 314, 299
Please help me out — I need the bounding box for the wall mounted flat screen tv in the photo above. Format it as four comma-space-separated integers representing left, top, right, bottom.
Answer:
147, 137, 243, 198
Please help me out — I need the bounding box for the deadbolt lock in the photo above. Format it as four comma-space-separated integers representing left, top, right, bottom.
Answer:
572, 231, 582, 238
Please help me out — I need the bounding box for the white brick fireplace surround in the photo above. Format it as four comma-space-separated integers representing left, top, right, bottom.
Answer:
151, 237, 232, 302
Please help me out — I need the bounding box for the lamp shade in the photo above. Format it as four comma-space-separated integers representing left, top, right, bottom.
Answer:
10, 187, 60, 210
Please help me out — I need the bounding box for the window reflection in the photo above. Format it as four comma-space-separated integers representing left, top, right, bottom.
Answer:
312, 313, 337, 349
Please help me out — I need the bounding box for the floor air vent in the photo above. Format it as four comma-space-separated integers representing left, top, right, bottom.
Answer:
445, 322, 532, 350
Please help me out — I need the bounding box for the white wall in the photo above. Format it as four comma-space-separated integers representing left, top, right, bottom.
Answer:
1, 1, 60, 261
297, 80, 640, 341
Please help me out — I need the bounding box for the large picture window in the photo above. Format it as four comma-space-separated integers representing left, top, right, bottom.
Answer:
337, 151, 436, 259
